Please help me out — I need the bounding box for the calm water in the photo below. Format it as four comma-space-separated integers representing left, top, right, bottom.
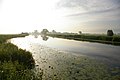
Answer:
11, 35, 120, 66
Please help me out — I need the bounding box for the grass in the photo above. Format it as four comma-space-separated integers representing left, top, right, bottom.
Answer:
47, 33, 120, 45
0, 34, 42, 80
0, 34, 28, 43
0, 43, 35, 69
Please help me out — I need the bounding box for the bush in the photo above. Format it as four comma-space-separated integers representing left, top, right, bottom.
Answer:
107, 30, 114, 36
0, 34, 43, 80
0, 43, 35, 69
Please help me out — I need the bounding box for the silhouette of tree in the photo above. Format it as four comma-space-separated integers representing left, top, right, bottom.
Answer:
41, 29, 49, 34
107, 30, 114, 36
78, 31, 82, 34
52, 30, 56, 33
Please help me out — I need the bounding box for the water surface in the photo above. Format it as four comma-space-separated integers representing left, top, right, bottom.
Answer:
11, 35, 120, 66
10, 35, 120, 79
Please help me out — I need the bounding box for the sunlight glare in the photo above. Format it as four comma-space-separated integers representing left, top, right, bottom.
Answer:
36, 0, 69, 30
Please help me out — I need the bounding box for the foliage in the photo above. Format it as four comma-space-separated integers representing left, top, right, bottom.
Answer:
78, 31, 82, 34
107, 30, 114, 36
47, 33, 120, 45
0, 43, 35, 69
0, 34, 28, 43
41, 29, 49, 34
0, 34, 43, 80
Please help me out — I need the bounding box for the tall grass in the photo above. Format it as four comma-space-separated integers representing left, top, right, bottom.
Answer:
47, 34, 120, 45
0, 43, 35, 69
0, 34, 28, 43
0, 34, 42, 80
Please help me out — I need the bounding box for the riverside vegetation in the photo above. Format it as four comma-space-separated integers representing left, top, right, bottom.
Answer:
1, 34, 120, 80
0, 34, 42, 80
47, 33, 120, 45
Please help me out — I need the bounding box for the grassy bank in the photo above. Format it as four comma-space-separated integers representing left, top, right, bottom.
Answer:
47, 33, 120, 45
0, 34, 42, 80
0, 34, 28, 43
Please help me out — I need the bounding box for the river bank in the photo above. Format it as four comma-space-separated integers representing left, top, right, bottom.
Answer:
47, 33, 120, 46
0, 34, 42, 80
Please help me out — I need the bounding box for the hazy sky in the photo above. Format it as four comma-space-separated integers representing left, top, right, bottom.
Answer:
0, 0, 120, 34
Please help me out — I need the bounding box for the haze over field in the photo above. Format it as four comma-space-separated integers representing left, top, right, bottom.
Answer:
0, 0, 120, 34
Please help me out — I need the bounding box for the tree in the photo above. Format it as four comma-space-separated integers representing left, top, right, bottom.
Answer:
78, 31, 82, 34
52, 30, 56, 33
41, 29, 49, 34
107, 30, 114, 36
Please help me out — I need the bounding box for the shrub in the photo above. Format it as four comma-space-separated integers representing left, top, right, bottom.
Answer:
0, 43, 35, 69
107, 30, 114, 36
0, 34, 43, 80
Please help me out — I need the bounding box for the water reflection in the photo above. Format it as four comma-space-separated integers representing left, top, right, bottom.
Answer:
11, 36, 120, 79
34, 34, 38, 38
31, 30, 40, 38
41, 35, 49, 41
33, 34, 49, 41
11, 35, 120, 67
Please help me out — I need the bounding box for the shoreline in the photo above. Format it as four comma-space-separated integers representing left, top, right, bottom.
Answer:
47, 34, 120, 46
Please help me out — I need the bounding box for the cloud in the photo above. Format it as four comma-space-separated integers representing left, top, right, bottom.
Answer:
0, 0, 2, 5
56, 0, 120, 14
67, 6, 120, 17
56, 0, 120, 22
57, 0, 120, 10
55, 0, 120, 33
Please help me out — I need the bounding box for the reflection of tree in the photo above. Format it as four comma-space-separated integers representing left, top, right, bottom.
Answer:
41, 35, 49, 41
34, 34, 38, 38
32, 30, 40, 38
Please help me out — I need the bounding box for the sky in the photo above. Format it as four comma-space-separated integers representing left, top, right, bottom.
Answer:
0, 0, 120, 34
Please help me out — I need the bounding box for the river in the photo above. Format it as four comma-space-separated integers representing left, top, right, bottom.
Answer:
10, 35, 120, 79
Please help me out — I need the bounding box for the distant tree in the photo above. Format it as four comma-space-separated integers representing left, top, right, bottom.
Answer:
107, 30, 114, 36
78, 31, 82, 34
52, 30, 56, 33
21, 32, 29, 35
41, 29, 49, 34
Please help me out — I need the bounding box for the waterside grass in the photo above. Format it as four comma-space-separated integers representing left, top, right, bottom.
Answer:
0, 34, 42, 80
0, 34, 28, 43
47, 33, 120, 46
